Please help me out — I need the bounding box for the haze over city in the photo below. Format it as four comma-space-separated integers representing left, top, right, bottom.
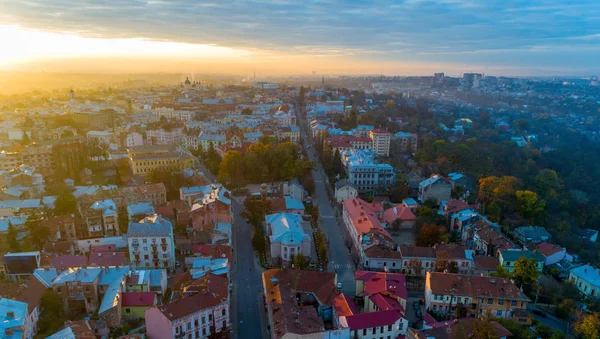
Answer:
1, 0, 600, 75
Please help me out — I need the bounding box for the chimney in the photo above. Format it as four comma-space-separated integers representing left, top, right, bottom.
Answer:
6, 312, 14, 318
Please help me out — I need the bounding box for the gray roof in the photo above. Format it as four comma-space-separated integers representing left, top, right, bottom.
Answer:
335, 179, 354, 190
127, 215, 173, 237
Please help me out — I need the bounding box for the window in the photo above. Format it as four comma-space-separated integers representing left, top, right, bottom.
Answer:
222, 309, 226, 316
392, 262, 396, 267
496, 310, 502, 316
505, 261, 510, 266
433, 305, 437, 311
209, 314, 212, 321
488, 299, 493, 305
380, 326, 384, 333
363, 329, 367, 336
222, 320, 226, 329
187, 322, 191, 330
202, 328, 206, 336
498, 299, 504, 306
387, 324, 392, 331
511, 301, 517, 307
126, 308, 130, 313
372, 328, 376, 334
202, 316, 206, 324
194, 319, 198, 327
143, 239, 148, 243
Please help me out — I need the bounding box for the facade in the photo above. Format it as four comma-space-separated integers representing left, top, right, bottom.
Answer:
127, 214, 176, 270
127, 202, 155, 223
393, 132, 418, 153
122, 292, 157, 319
72, 110, 115, 129
86, 131, 114, 145
418, 175, 452, 203
425, 272, 530, 321
144, 288, 229, 339
4, 251, 40, 281
335, 179, 358, 203
326, 136, 373, 155
569, 265, 600, 298
399, 246, 437, 276
146, 128, 183, 145
341, 149, 395, 194
111, 183, 167, 207
127, 145, 195, 179
0, 151, 21, 171
82, 199, 120, 237
369, 129, 391, 157
498, 250, 544, 273
265, 213, 311, 264
342, 197, 388, 258
536, 242, 567, 266
124, 132, 144, 148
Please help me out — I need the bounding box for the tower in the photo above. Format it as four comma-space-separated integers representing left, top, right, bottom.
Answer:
69, 89, 75, 101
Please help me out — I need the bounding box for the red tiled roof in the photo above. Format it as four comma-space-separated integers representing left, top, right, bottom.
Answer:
332, 293, 358, 317
383, 204, 416, 224
88, 251, 127, 267
474, 256, 500, 271
434, 244, 469, 260
536, 242, 563, 257
427, 272, 529, 301
363, 245, 403, 260
346, 310, 401, 330
157, 288, 227, 321
355, 271, 408, 300
91, 244, 116, 253
343, 197, 388, 239
370, 128, 389, 134
191, 244, 232, 261
399, 245, 436, 259
51, 255, 87, 270
369, 294, 405, 314
444, 200, 474, 215
122, 292, 156, 307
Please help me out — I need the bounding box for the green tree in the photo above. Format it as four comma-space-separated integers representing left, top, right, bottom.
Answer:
241, 107, 252, 115
292, 252, 307, 269
491, 265, 511, 278
25, 218, 50, 250
218, 150, 245, 184
54, 190, 77, 215
534, 169, 559, 198
252, 230, 266, 253
332, 149, 342, 175
36, 290, 67, 337
7, 221, 21, 252
472, 317, 498, 339
512, 257, 540, 291
515, 190, 546, 221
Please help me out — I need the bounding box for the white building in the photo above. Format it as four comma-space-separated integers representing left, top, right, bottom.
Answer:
265, 213, 311, 264
146, 128, 183, 145
369, 129, 391, 157
127, 214, 176, 270
334, 179, 358, 203
569, 265, 600, 298
86, 130, 114, 145
124, 132, 144, 147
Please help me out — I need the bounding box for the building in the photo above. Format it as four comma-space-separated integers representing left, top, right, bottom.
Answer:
425, 272, 530, 321
326, 136, 373, 154
407, 318, 513, 339
498, 250, 544, 273
81, 199, 119, 237
127, 214, 176, 270
434, 244, 473, 274
513, 226, 551, 245
399, 246, 437, 276
333, 271, 409, 338
72, 110, 115, 129
146, 128, 183, 146
45, 320, 97, 339
127, 145, 194, 179
382, 204, 416, 229
126, 202, 155, 223
111, 183, 167, 207
190, 185, 233, 233
473, 256, 501, 276
0, 151, 21, 171
0, 298, 35, 339
144, 280, 229, 339
122, 292, 157, 319
369, 129, 391, 157
265, 213, 311, 265
86, 131, 114, 145
282, 179, 305, 202
3, 251, 40, 281
262, 269, 348, 339
569, 264, 600, 298
335, 179, 358, 203
393, 132, 418, 153
124, 132, 144, 148
341, 149, 395, 194
418, 175, 452, 203
342, 197, 389, 260
535, 242, 568, 266
473, 226, 518, 256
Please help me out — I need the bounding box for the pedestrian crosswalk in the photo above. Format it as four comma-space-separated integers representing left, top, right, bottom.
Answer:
333, 263, 354, 269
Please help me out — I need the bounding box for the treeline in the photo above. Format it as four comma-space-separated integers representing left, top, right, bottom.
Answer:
217, 141, 313, 185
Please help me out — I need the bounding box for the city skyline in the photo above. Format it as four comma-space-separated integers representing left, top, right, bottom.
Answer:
1, 0, 599, 76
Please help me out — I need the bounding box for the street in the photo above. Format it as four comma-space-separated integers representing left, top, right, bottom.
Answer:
194, 159, 265, 339
300, 118, 356, 295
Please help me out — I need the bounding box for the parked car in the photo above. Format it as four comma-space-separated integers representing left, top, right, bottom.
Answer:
413, 301, 420, 311
532, 309, 547, 318
337, 282, 342, 290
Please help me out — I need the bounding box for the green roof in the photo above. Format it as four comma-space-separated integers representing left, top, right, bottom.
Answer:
500, 250, 544, 262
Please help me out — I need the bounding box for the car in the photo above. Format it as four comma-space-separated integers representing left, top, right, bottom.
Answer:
415, 309, 423, 318
413, 301, 420, 311
532, 309, 547, 318
175, 261, 181, 267
337, 282, 342, 289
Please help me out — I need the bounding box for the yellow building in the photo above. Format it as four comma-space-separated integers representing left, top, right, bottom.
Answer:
127, 145, 195, 178
122, 291, 157, 319
425, 272, 531, 324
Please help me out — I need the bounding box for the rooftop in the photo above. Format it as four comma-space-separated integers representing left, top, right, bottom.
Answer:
411, 318, 512, 339
121, 292, 156, 307
427, 272, 529, 301
266, 213, 309, 245
570, 264, 600, 288
127, 214, 173, 238
499, 250, 545, 262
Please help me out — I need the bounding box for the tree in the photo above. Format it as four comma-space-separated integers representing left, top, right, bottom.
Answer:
241, 107, 253, 115
491, 265, 511, 278
252, 230, 266, 253
534, 169, 559, 198
512, 257, 540, 293
26, 218, 50, 250
472, 317, 498, 339
301, 174, 315, 195
416, 224, 446, 247
574, 312, 600, 339
515, 190, 546, 221
405, 258, 423, 276
218, 150, 245, 184
292, 253, 307, 269
389, 184, 409, 203
54, 189, 77, 215
36, 290, 67, 337
7, 221, 21, 252
332, 149, 342, 175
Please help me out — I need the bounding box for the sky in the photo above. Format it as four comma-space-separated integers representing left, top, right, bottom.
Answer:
1, 0, 600, 76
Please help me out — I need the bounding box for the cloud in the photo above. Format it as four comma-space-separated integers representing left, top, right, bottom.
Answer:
1, 0, 600, 74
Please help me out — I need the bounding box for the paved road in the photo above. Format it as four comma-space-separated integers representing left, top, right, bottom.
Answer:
299, 118, 356, 295
527, 305, 569, 335
194, 159, 265, 339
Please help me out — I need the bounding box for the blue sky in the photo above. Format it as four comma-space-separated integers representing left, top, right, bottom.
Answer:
2, 0, 600, 75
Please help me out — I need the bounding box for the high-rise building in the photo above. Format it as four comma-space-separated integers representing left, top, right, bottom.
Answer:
369, 128, 391, 157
